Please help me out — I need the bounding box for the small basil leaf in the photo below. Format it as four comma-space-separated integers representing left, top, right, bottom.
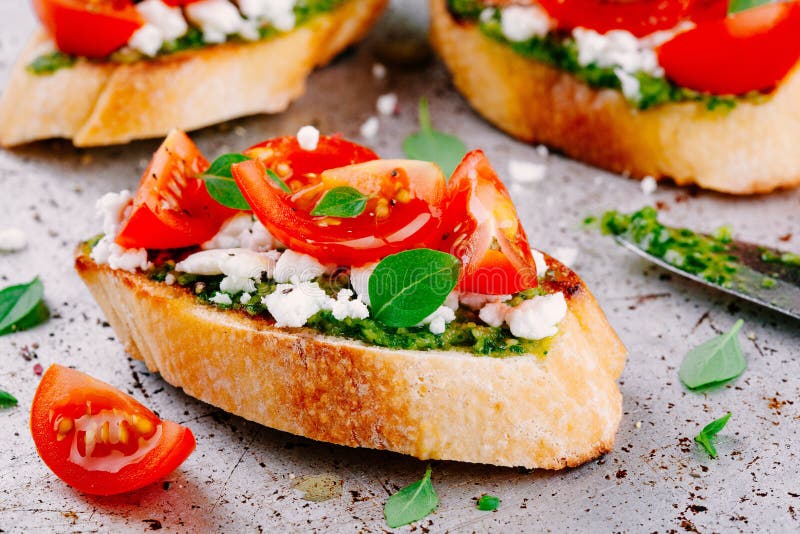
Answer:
201, 154, 252, 210
384, 467, 438, 528
679, 320, 746, 390
369, 249, 460, 328
694, 412, 731, 459
0, 390, 18, 409
310, 186, 368, 218
27, 52, 76, 75
266, 168, 292, 194
402, 97, 467, 178
0, 278, 48, 336
477, 494, 500, 511
728, 0, 771, 15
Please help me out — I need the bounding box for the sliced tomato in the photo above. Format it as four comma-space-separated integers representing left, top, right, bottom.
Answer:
442, 150, 537, 295
233, 152, 447, 266
658, 2, 800, 95
32, 0, 143, 58
115, 130, 237, 250
30, 365, 195, 496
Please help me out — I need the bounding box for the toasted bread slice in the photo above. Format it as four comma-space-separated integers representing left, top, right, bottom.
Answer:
428, 0, 800, 195
0, 0, 387, 147
75, 249, 626, 469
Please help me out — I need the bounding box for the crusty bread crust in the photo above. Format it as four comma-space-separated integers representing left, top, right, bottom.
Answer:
75, 250, 626, 469
0, 0, 387, 147
429, 0, 800, 194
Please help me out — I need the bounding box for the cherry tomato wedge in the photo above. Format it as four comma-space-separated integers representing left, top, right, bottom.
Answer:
442, 150, 538, 295
30, 365, 195, 496
115, 130, 237, 250
32, 0, 143, 58
658, 2, 800, 95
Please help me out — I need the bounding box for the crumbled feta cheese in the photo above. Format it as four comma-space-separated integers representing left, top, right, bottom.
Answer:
210, 292, 233, 306
176, 248, 276, 293
371, 62, 387, 80
186, 0, 247, 43
240, 292, 252, 304
508, 159, 547, 184
500, 5, 551, 42
136, 0, 188, 40
417, 305, 456, 335
331, 288, 370, 321
535, 145, 549, 157
0, 228, 27, 252
297, 125, 320, 151
479, 7, 496, 24
97, 190, 132, 236
128, 24, 164, 56
641, 176, 658, 195
551, 246, 579, 267
531, 249, 547, 278
91, 190, 152, 272
263, 280, 332, 328
443, 291, 459, 311
202, 213, 275, 252
376, 93, 397, 116
239, 0, 296, 32
573, 27, 663, 77
505, 293, 567, 339
615, 68, 641, 102
350, 263, 377, 305
273, 250, 329, 283
165, 273, 176, 285
460, 292, 511, 311
478, 302, 507, 328
360, 116, 379, 139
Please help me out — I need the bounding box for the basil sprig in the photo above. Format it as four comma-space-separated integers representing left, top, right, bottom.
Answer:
384, 467, 438, 528
0, 390, 18, 409
694, 412, 732, 459
310, 186, 368, 218
477, 494, 501, 511
368, 249, 460, 327
0, 278, 49, 337
201, 154, 252, 210
679, 319, 746, 391
403, 98, 467, 178
728, 0, 771, 14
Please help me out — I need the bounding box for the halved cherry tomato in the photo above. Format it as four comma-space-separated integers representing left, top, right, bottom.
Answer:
442, 150, 538, 295
32, 0, 143, 58
658, 2, 800, 95
233, 143, 447, 265
31, 365, 195, 496
115, 130, 237, 250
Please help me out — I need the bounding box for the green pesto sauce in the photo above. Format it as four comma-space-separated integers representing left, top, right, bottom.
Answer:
28, 0, 349, 75
447, 0, 744, 111
146, 260, 552, 357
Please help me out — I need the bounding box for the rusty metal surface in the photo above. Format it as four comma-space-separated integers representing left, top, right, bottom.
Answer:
1, 1, 799, 531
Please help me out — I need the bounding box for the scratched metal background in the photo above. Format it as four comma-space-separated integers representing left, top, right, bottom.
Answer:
1, 0, 799, 532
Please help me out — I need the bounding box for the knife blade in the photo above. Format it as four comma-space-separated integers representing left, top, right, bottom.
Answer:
614, 235, 800, 321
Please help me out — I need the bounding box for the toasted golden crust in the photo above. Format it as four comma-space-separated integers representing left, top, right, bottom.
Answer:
429, 0, 800, 195
0, 0, 387, 147
75, 250, 626, 469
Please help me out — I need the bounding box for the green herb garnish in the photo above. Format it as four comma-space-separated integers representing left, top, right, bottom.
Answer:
201, 154, 252, 210
403, 98, 467, 178
266, 168, 291, 193
477, 494, 500, 511
728, 0, 771, 14
310, 186, 368, 218
0, 390, 18, 409
26, 52, 76, 75
369, 249, 460, 327
694, 412, 732, 459
679, 320, 746, 391
384, 466, 438, 528
0, 278, 49, 336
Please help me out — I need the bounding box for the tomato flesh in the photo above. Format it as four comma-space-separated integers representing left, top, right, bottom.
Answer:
30, 365, 195, 496
442, 150, 538, 295
658, 3, 800, 95
115, 130, 236, 250
32, 0, 143, 58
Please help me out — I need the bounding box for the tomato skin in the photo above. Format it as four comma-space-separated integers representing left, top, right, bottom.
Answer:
658, 3, 800, 95
32, 0, 143, 58
443, 150, 538, 295
115, 130, 237, 250
31, 365, 195, 496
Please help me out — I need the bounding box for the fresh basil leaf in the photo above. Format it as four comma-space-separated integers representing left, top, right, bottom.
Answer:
0, 278, 49, 336
728, 0, 771, 15
369, 249, 460, 327
0, 390, 18, 409
384, 467, 438, 528
201, 154, 252, 210
679, 320, 746, 390
310, 186, 368, 218
477, 494, 500, 511
402, 97, 467, 178
267, 168, 292, 194
27, 52, 76, 75
694, 412, 732, 459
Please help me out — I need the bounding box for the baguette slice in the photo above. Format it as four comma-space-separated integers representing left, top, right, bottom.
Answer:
0, 0, 387, 147
75, 249, 626, 469
429, 0, 800, 195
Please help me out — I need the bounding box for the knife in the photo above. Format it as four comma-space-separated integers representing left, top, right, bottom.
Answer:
614, 234, 800, 321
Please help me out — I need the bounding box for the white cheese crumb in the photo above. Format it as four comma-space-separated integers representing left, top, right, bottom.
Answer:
459, 293, 511, 311
535, 145, 549, 157
273, 250, 329, 283
615, 68, 641, 102
479, 8, 495, 23
376, 93, 398, 116
176, 248, 276, 293
165, 273, 176, 286
210, 292, 233, 306
0, 228, 27, 252
136, 0, 188, 40
239, 0, 296, 32
240, 292, 252, 304
531, 249, 548, 278
501, 5, 551, 42
635, 421, 642, 429
331, 289, 370, 321
371, 62, 387, 80
350, 263, 377, 305
359, 116, 379, 139
296, 125, 320, 151
263, 280, 332, 328
641, 176, 658, 195
508, 159, 547, 184
128, 24, 164, 57
573, 27, 663, 77
479, 293, 567, 340
90, 190, 152, 272
202, 213, 275, 252
186, 0, 248, 43
417, 305, 456, 335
